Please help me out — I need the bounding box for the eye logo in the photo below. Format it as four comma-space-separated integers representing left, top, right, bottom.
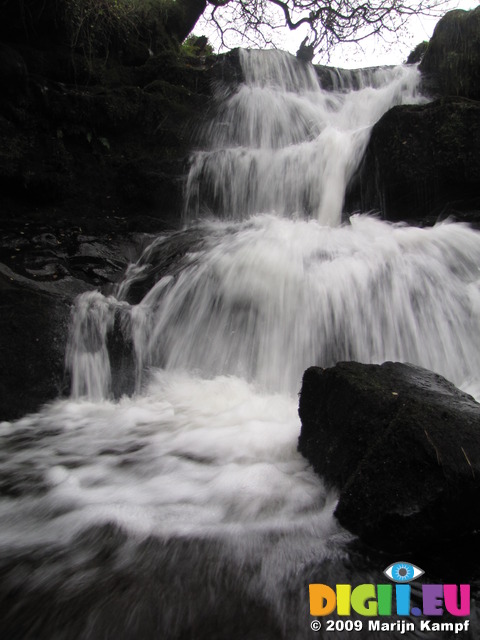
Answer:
384, 561, 424, 583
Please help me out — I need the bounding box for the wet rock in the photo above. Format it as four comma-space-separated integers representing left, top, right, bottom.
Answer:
24, 261, 60, 278
406, 41, 428, 65
298, 361, 480, 552
0, 227, 144, 419
0, 271, 72, 421
350, 97, 480, 224
420, 7, 480, 100
31, 233, 58, 248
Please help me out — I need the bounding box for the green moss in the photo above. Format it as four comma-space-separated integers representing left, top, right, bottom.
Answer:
180, 34, 214, 58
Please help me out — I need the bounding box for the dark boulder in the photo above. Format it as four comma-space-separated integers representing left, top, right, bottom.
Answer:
298, 361, 480, 552
420, 7, 480, 100
350, 97, 480, 224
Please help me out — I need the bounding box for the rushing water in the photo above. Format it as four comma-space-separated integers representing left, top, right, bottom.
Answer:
1, 50, 480, 639
69, 215, 480, 401
185, 49, 426, 225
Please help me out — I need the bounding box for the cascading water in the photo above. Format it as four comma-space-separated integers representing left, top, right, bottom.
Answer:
1, 50, 480, 639
184, 49, 426, 225
69, 215, 480, 399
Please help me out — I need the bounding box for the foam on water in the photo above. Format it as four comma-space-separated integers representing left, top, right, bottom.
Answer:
69, 215, 480, 400
0, 369, 348, 638
2, 48, 480, 638
0, 373, 338, 551
185, 50, 426, 225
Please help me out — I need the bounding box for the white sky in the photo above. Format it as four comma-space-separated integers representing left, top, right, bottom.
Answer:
327, 0, 479, 67
197, 0, 479, 68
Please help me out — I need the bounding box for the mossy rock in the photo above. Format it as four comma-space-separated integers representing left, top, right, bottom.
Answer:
139, 51, 213, 94
351, 97, 480, 223
406, 41, 428, 65
420, 7, 480, 99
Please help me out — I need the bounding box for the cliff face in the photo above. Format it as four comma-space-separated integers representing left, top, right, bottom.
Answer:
0, 47, 218, 236
0, 14, 242, 419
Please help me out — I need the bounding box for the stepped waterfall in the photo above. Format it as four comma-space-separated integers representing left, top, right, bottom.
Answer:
1, 50, 480, 639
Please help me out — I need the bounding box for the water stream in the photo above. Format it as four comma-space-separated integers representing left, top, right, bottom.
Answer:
185, 49, 425, 225
1, 50, 480, 639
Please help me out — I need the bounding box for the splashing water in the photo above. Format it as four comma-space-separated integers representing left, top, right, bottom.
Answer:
69, 215, 480, 400
2, 50, 480, 639
185, 50, 426, 225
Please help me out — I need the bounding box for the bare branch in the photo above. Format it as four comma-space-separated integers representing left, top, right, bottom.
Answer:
195, 0, 450, 60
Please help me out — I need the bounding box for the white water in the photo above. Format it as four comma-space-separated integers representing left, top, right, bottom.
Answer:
69, 215, 480, 399
185, 49, 426, 225
2, 50, 480, 639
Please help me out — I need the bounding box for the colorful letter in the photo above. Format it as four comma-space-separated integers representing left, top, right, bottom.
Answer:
351, 584, 378, 616
422, 584, 444, 616
395, 584, 411, 615
444, 585, 470, 617
336, 584, 352, 616
309, 584, 336, 616
377, 584, 393, 616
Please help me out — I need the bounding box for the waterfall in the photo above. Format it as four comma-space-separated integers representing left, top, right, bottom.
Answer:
67, 51, 470, 401
184, 49, 426, 225
61, 47, 480, 546
2, 49, 480, 640
68, 215, 480, 399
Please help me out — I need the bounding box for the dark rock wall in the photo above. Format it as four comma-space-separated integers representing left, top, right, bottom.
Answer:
420, 6, 480, 101
0, 48, 221, 234
351, 97, 480, 223
349, 7, 480, 225
0, 17, 242, 419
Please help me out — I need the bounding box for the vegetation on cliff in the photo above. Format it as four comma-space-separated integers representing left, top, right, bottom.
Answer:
420, 5, 480, 100
1, 0, 450, 60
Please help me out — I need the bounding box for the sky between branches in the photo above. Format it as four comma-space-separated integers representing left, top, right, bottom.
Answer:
195, 0, 479, 68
